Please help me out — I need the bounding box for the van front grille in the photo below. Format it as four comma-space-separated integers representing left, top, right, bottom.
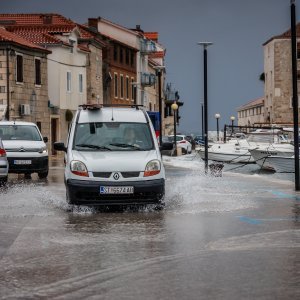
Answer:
121, 172, 140, 178
93, 172, 111, 178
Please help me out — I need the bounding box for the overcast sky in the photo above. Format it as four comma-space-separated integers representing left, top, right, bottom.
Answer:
1, 0, 296, 133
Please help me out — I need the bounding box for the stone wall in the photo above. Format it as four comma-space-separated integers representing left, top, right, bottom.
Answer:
264, 39, 300, 125
0, 47, 50, 144
86, 44, 103, 104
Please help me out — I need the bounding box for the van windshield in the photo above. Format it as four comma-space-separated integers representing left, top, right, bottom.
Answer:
73, 122, 154, 151
0, 125, 42, 141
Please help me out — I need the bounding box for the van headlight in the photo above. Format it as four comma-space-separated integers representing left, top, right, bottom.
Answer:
39, 146, 48, 154
70, 160, 89, 177
144, 159, 161, 177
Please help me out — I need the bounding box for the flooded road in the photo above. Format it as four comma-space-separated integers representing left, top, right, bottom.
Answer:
0, 157, 299, 299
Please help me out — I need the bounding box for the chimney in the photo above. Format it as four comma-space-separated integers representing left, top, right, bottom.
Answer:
88, 18, 98, 31
42, 14, 53, 24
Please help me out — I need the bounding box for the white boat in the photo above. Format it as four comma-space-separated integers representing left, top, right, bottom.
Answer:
198, 141, 255, 163
264, 155, 296, 173
249, 144, 294, 170
197, 128, 292, 165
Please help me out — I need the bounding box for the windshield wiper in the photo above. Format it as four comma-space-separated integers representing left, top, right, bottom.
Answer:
109, 143, 143, 150
76, 144, 112, 151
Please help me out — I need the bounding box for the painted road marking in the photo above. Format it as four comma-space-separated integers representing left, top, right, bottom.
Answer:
237, 216, 295, 225
270, 190, 300, 201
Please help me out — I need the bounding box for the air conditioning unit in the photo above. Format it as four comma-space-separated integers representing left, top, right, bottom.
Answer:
20, 104, 31, 116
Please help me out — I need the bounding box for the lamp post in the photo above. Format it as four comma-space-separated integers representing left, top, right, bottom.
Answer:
198, 42, 213, 173
230, 116, 235, 136
291, 0, 300, 190
154, 66, 165, 146
215, 113, 220, 141
201, 103, 204, 138
171, 102, 178, 156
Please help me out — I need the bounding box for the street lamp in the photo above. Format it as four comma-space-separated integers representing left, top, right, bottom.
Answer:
215, 113, 220, 141
230, 115, 235, 135
198, 41, 213, 173
201, 102, 204, 138
171, 102, 178, 156
290, 0, 300, 190
154, 65, 165, 146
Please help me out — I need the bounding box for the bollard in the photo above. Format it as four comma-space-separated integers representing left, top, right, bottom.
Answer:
209, 163, 224, 177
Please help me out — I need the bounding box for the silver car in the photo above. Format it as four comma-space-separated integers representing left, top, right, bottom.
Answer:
0, 138, 8, 184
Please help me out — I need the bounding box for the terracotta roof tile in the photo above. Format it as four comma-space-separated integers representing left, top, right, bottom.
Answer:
0, 27, 50, 52
237, 97, 264, 111
0, 13, 74, 26
144, 32, 158, 41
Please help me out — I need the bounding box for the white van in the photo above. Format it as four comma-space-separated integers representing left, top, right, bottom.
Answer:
0, 121, 49, 178
54, 105, 172, 207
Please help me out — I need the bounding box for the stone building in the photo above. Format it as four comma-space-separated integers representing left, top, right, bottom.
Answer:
0, 27, 50, 141
237, 97, 265, 126
263, 24, 300, 126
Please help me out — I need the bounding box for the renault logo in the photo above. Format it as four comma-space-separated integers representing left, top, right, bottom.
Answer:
19, 147, 26, 152
113, 173, 120, 180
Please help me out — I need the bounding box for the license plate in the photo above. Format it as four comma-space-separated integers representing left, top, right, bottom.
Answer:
14, 160, 32, 165
100, 186, 134, 194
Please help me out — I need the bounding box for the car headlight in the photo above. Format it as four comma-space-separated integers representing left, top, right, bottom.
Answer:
70, 160, 89, 177
39, 146, 48, 154
144, 159, 161, 177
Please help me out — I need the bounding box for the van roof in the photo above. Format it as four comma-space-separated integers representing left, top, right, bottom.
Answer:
77, 107, 148, 124
0, 121, 38, 126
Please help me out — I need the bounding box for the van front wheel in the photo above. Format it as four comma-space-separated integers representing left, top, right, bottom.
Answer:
38, 170, 48, 179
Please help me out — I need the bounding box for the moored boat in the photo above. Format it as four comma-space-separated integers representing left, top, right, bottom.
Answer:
249, 144, 294, 170
264, 155, 296, 173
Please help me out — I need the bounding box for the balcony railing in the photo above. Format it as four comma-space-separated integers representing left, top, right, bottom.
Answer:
140, 39, 157, 54
141, 73, 156, 87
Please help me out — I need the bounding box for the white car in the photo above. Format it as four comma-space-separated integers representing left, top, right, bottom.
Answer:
54, 105, 172, 207
0, 121, 49, 178
0, 139, 8, 184
168, 135, 192, 154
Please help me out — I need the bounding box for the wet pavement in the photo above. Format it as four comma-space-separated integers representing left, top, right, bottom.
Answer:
0, 156, 299, 299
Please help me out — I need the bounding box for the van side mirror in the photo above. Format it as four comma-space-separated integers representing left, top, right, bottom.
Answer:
160, 142, 173, 151
54, 142, 67, 152
43, 137, 48, 143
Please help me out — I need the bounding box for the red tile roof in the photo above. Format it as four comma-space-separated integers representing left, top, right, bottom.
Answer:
0, 13, 74, 26
0, 27, 50, 52
237, 97, 264, 111
144, 32, 158, 41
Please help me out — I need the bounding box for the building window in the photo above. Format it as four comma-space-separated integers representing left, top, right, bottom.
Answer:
131, 78, 135, 101
125, 49, 130, 65
67, 71, 72, 92
149, 102, 152, 111
113, 45, 118, 61
16, 54, 23, 83
79, 74, 83, 93
130, 51, 135, 67
120, 74, 124, 98
120, 47, 123, 64
114, 73, 118, 98
297, 70, 300, 80
0, 86, 5, 93
126, 76, 129, 99
36, 121, 41, 132
35, 58, 41, 85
